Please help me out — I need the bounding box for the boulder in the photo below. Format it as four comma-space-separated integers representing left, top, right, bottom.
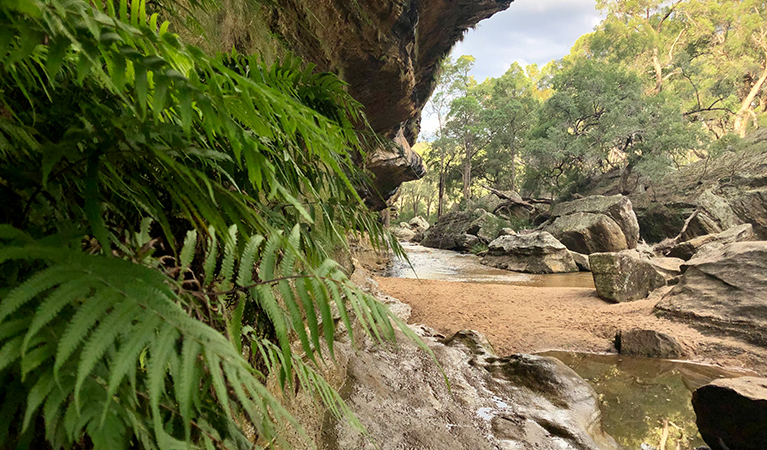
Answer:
390, 223, 415, 241
544, 212, 629, 254
422, 209, 509, 251
667, 223, 755, 260
467, 210, 509, 243
692, 377, 767, 450
456, 233, 480, 251
408, 215, 430, 233
481, 232, 578, 274
325, 328, 620, 450
590, 251, 667, 303
655, 241, 767, 346
647, 256, 685, 280
498, 227, 517, 236
616, 329, 683, 358
420, 210, 475, 250
570, 251, 591, 272
549, 195, 640, 249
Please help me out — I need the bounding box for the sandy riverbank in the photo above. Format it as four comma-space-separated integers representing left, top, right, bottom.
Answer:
374, 276, 767, 374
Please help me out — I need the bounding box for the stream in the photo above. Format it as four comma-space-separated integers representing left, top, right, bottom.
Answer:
386, 242, 751, 450
387, 242, 595, 287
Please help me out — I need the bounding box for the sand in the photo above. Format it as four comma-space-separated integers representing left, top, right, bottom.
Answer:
374, 277, 767, 374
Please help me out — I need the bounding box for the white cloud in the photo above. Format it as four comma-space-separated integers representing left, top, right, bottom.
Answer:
418, 0, 605, 139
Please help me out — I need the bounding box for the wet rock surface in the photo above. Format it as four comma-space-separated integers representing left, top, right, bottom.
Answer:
590, 251, 667, 303
616, 329, 683, 359
655, 241, 767, 346
322, 328, 620, 450
481, 232, 579, 274
692, 377, 767, 450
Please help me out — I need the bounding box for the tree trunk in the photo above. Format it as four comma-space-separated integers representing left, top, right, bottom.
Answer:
509, 144, 517, 192
437, 173, 445, 218
652, 47, 663, 94
426, 198, 432, 220
734, 55, 767, 138
462, 143, 472, 203
412, 195, 420, 218
620, 161, 635, 195
437, 153, 446, 218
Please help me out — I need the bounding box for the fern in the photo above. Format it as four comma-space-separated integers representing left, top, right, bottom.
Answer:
0, 0, 420, 447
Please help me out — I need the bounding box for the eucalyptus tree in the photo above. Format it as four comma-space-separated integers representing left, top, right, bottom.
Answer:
524, 58, 703, 197
476, 63, 540, 191
425, 55, 476, 216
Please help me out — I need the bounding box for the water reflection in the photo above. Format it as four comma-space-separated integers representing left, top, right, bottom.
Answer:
540, 351, 755, 450
388, 242, 595, 288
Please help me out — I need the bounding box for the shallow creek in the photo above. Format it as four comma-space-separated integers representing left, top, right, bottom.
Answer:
387, 242, 595, 287
386, 242, 752, 449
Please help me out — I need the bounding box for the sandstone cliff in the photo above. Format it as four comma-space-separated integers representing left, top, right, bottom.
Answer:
261, 0, 513, 208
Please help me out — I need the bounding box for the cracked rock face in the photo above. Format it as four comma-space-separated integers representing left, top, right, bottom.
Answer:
265, 0, 513, 209
320, 327, 620, 450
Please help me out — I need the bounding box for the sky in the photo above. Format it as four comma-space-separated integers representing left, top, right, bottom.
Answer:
418, 0, 604, 139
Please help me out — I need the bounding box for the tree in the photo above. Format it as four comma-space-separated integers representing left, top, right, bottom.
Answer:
523, 58, 704, 197
424, 55, 476, 216
476, 63, 540, 191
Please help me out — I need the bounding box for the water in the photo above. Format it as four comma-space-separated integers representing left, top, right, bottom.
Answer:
388, 242, 595, 288
387, 242, 756, 449
539, 351, 755, 450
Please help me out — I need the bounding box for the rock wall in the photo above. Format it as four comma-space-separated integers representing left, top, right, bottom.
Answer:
264, 0, 513, 208
573, 130, 767, 243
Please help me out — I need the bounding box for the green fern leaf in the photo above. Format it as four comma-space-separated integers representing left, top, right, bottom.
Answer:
176, 337, 200, 440
147, 323, 178, 428
21, 341, 56, 379
102, 314, 161, 424
179, 229, 197, 271
0, 317, 31, 342
0, 335, 23, 372
0, 265, 74, 324
236, 234, 263, 287
278, 280, 314, 363
54, 290, 118, 379
258, 233, 281, 283
229, 298, 245, 354
22, 278, 92, 355
22, 371, 55, 432
219, 225, 238, 287
202, 226, 218, 287
75, 301, 142, 411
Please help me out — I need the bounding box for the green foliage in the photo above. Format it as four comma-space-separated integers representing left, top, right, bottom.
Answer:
522, 58, 704, 197
0, 0, 413, 448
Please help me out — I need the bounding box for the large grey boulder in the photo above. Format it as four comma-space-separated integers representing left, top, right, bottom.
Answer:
390, 222, 416, 241
408, 215, 430, 233
481, 232, 578, 274
544, 212, 629, 255
323, 328, 620, 450
692, 377, 767, 450
549, 195, 640, 249
422, 209, 509, 251
590, 251, 667, 302
655, 241, 767, 345
667, 223, 755, 260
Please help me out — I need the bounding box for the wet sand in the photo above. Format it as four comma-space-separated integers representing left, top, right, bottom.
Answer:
374, 276, 767, 375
